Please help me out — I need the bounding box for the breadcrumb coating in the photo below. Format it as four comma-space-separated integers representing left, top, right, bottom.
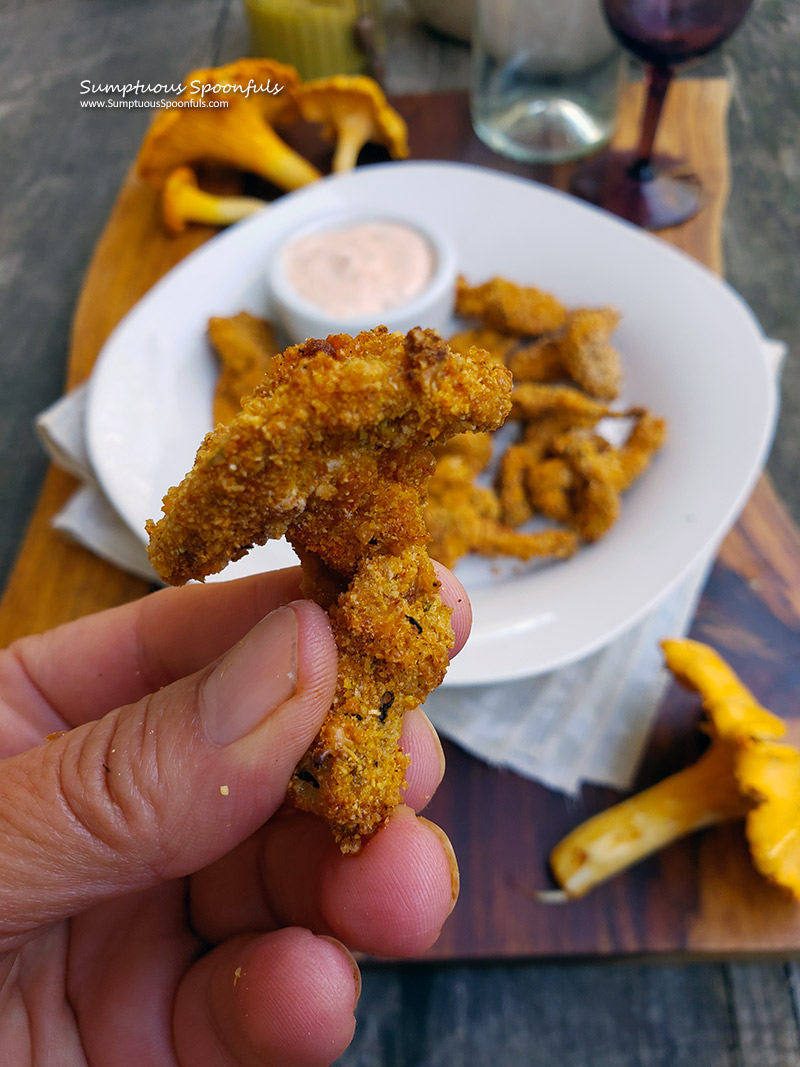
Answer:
148, 326, 512, 851
448, 326, 518, 365
557, 308, 621, 400
441, 276, 664, 565
499, 411, 667, 543
208, 311, 279, 425
425, 454, 576, 569
507, 309, 622, 400
455, 275, 568, 337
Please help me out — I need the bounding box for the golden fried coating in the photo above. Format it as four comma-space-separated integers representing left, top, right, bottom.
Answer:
454, 276, 620, 397
505, 338, 564, 383
147, 326, 512, 851
292, 543, 454, 849
425, 455, 576, 569
448, 326, 518, 365
507, 308, 622, 400
616, 411, 668, 489
446, 275, 663, 558
434, 430, 494, 474
525, 457, 575, 525
482, 524, 577, 563
510, 382, 624, 424
426, 455, 501, 569
495, 378, 666, 541
548, 412, 668, 542
495, 387, 620, 528
497, 444, 536, 528
557, 308, 621, 400
455, 275, 568, 337
208, 311, 279, 425
551, 432, 623, 542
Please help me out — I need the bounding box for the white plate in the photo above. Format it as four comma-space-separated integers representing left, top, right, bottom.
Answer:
86, 161, 777, 686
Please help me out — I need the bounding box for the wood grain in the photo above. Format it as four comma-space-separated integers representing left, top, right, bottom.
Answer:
0, 178, 213, 646
2, 81, 800, 959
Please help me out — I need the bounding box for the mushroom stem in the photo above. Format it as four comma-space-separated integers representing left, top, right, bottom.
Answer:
549, 741, 751, 899
162, 167, 266, 234
204, 196, 266, 225
140, 114, 322, 193
214, 121, 323, 191
331, 110, 375, 172
171, 190, 265, 233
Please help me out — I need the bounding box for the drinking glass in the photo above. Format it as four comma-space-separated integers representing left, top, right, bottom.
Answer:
471, 0, 625, 165
569, 0, 753, 229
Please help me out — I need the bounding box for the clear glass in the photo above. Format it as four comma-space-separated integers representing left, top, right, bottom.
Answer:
470, 0, 625, 164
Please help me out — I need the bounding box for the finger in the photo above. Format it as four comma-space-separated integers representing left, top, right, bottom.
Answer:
400, 706, 445, 812
432, 562, 472, 657
191, 805, 459, 958
0, 601, 338, 951
173, 929, 359, 1067
2, 564, 470, 738
1, 568, 306, 734
68, 882, 202, 1067
189, 704, 448, 947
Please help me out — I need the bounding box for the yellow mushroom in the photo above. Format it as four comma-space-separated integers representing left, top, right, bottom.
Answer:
161, 166, 266, 234
293, 74, 410, 172
547, 639, 795, 900
663, 638, 784, 740
736, 740, 800, 898
138, 58, 321, 192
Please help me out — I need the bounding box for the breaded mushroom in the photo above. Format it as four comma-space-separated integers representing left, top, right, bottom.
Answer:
147, 326, 512, 851
455, 275, 568, 337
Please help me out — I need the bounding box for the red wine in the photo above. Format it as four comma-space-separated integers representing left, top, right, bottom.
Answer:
603, 0, 752, 68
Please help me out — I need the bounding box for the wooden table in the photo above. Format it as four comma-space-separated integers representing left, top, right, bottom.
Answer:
2, 2, 800, 1062
4, 76, 800, 957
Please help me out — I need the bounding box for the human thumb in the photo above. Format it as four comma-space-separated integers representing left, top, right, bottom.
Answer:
0, 601, 337, 951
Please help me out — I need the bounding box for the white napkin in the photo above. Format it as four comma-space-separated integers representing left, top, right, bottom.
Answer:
35, 388, 158, 584
36, 337, 786, 795
425, 553, 710, 793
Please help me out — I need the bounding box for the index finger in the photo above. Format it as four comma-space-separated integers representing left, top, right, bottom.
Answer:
3, 563, 471, 731
1, 568, 305, 737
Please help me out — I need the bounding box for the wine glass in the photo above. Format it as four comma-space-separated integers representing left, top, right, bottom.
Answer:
569, 0, 753, 229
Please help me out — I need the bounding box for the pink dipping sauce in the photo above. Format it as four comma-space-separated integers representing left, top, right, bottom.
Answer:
281, 220, 435, 318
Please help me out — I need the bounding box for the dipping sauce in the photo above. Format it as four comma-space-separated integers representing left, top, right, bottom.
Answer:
281, 220, 436, 319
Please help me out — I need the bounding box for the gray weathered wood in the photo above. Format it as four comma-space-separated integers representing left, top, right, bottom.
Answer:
0, 0, 227, 582
723, 0, 800, 532
342, 960, 741, 1066
729, 962, 800, 1066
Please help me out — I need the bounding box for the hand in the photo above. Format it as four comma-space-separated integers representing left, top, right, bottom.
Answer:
0, 566, 468, 1066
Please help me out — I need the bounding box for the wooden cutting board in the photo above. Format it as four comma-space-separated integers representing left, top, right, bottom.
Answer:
3, 81, 800, 958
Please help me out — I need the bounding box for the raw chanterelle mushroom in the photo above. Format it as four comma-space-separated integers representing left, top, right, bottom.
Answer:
161, 166, 266, 234
546, 639, 800, 901
293, 74, 410, 172
137, 58, 321, 193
